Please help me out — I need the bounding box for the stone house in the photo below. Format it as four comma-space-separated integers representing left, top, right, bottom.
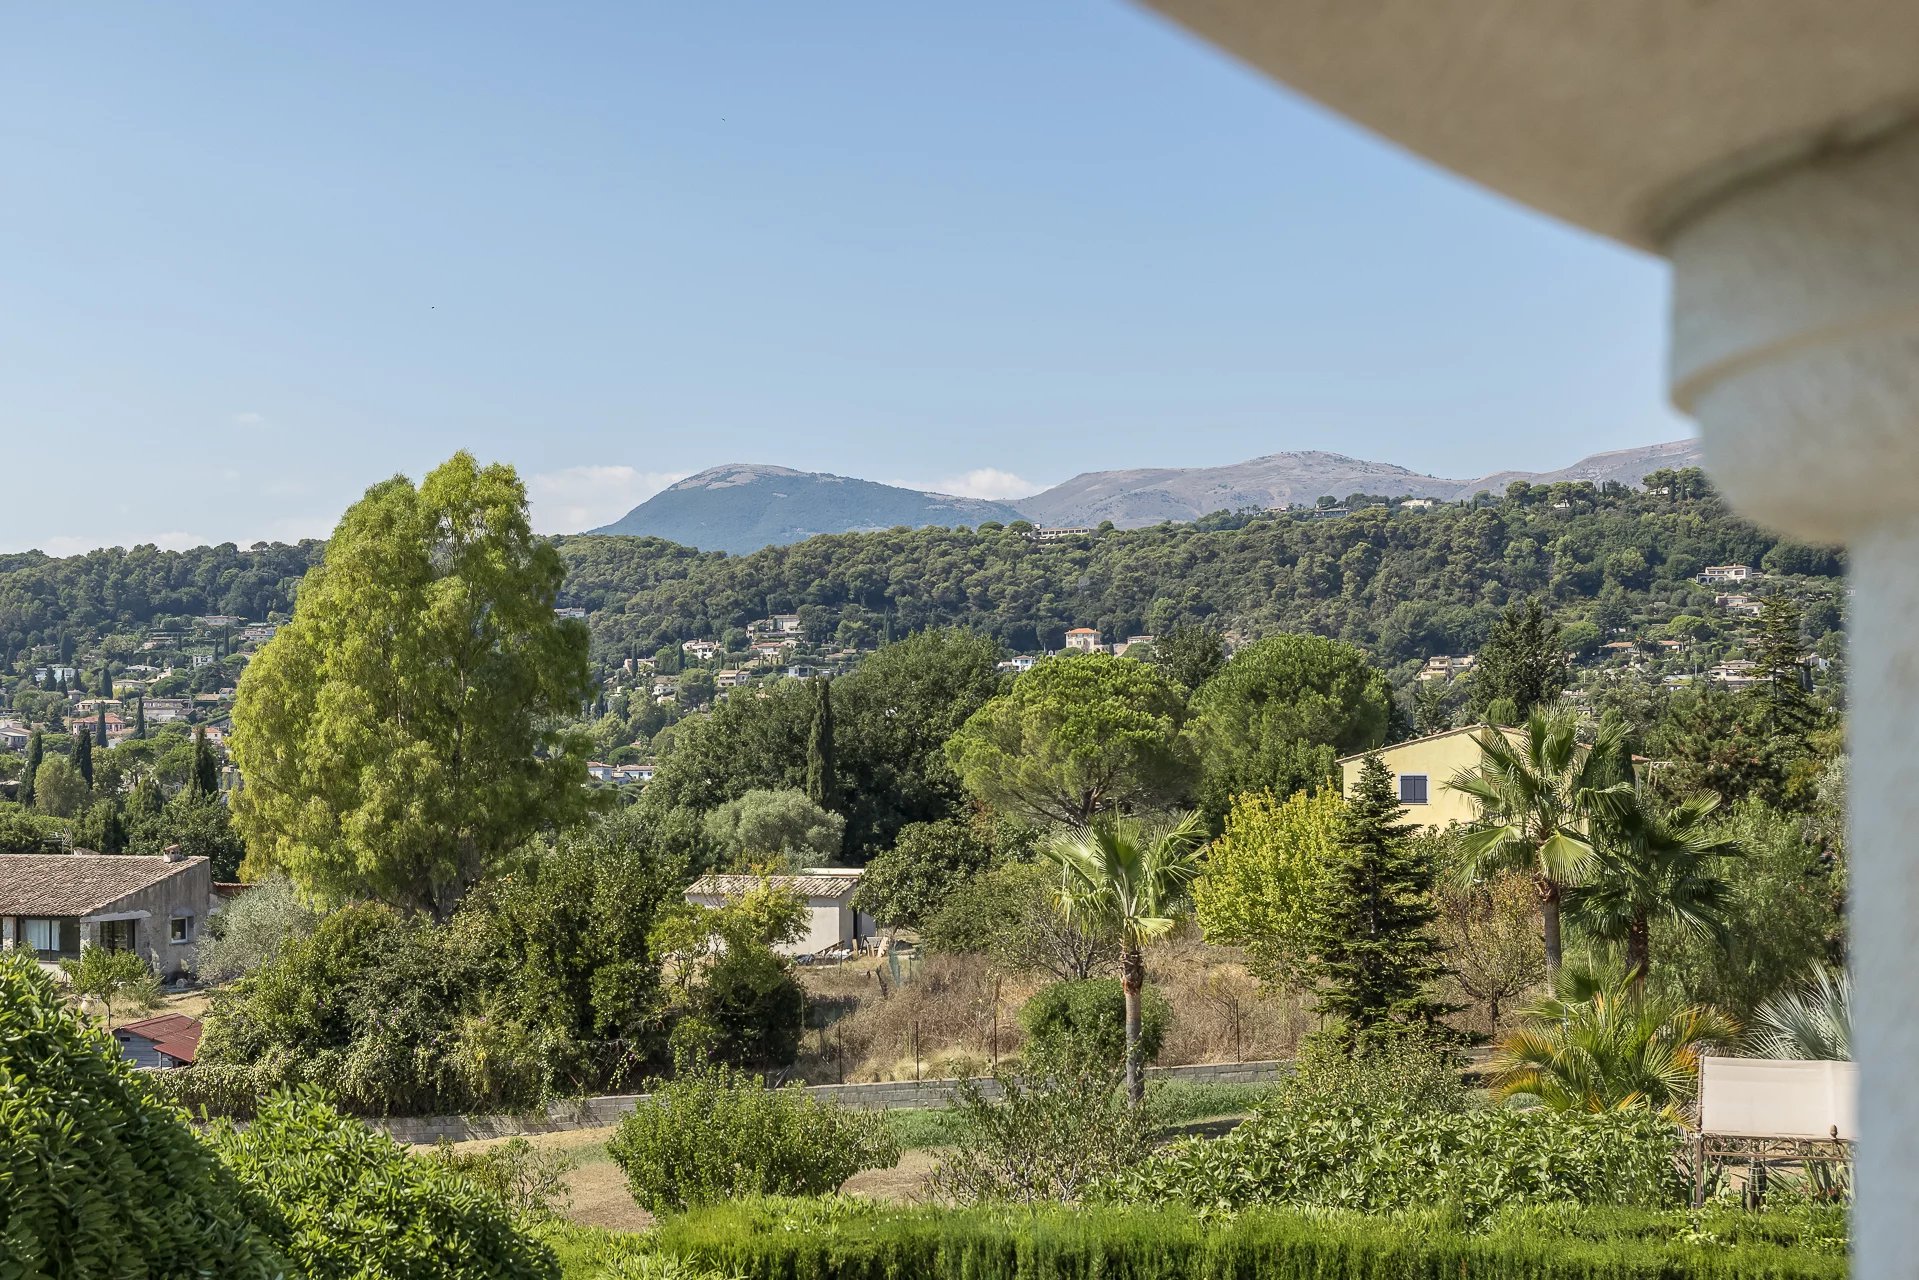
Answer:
0, 851, 217, 978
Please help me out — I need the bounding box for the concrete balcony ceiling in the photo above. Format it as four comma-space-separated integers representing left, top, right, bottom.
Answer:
1139, 0, 1919, 250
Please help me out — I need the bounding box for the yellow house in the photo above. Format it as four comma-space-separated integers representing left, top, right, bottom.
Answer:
1336, 726, 1521, 830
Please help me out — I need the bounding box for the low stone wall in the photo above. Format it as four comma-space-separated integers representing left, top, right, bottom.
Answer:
376, 1058, 1289, 1146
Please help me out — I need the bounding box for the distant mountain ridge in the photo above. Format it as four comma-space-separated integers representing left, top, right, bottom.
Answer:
588, 440, 1705, 553
590, 464, 1025, 555
1020, 439, 1704, 527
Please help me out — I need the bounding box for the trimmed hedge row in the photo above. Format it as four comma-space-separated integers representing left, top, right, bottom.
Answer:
642, 1199, 1847, 1280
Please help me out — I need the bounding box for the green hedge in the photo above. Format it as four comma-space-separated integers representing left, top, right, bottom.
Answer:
641, 1199, 1847, 1280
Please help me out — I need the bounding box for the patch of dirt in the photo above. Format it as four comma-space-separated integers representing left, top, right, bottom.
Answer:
840, 1148, 940, 1204
565, 1157, 655, 1232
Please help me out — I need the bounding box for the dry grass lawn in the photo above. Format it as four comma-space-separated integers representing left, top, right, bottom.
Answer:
424, 1122, 942, 1231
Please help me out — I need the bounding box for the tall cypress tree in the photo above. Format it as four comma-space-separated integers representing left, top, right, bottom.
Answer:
805, 675, 837, 813
95, 704, 107, 748
135, 696, 147, 740
70, 726, 93, 788
190, 726, 219, 801
20, 731, 41, 806
99, 662, 111, 701
1309, 754, 1452, 1037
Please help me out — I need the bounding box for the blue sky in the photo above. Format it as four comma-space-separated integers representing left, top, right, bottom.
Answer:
1, 2, 1690, 554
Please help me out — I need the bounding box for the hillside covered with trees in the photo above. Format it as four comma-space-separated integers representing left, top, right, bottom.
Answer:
0, 471, 1843, 683
556, 469, 1843, 671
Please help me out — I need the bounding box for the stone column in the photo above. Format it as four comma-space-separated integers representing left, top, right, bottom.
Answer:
1668, 122, 1919, 1278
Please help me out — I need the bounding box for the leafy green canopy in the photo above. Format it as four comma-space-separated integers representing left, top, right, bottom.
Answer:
1186, 633, 1392, 820
641, 629, 1001, 862
231, 452, 594, 919
0, 952, 282, 1278
946, 653, 1194, 826
1193, 788, 1342, 986
701, 787, 844, 868
851, 817, 999, 933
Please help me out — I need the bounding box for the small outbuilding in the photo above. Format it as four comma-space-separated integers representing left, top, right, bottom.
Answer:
114, 1013, 204, 1069
684, 870, 873, 957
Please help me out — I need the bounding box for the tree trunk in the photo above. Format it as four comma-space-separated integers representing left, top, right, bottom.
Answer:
1121, 943, 1145, 1110
1626, 915, 1650, 994
1539, 877, 1564, 979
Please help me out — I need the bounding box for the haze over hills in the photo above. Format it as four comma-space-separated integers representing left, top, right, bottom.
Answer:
589, 440, 1705, 554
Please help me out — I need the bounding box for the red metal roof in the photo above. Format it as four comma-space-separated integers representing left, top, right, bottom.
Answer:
117, 1013, 202, 1063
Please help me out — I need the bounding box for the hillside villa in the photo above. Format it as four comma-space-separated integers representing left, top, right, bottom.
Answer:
1338, 726, 1526, 830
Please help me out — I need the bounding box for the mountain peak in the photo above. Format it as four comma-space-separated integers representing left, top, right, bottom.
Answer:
590, 466, 1025, 554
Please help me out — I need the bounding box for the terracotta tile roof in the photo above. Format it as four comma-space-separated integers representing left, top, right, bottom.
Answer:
0, 853, 208, 916
686, 872, 861, 901
117, 1013, 203, 1063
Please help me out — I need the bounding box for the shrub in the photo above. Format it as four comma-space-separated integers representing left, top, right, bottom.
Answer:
212, 1088, 559, 1279
0, 952, 282, 1278
926, 1047, 1158, 1205
696, 942, 806, 1068
1018, 978, 1168, 1067
144, 1060, 297, 1120
194, 874, 318, 982
1104, 1096, 1686, 1221
1287, 1025, 1469, 1115
648, 1199, 1845, 1280
605, 1062, 899, 1214
431, 1136, 577, 1222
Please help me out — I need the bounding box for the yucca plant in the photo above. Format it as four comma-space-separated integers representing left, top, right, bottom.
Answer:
1042, 810, 1208, 1108
1752, 967, 1850, 1061
1493, 963, 1738, 1118
1448, 707, 1634, 975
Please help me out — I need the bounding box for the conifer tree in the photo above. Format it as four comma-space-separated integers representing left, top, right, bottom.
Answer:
1472, 597, 1569, 719
19, 731, 41, 806
134, 696, 146, 740
806, 675, 837, 813
70, 726, 93, 787
99, 662, 111, 700
190, 726, 219, 800
95, 704, 107, 748
1309, 754, 1451, 1037
128, 773, 165, 822
1752, 592, 1817, 732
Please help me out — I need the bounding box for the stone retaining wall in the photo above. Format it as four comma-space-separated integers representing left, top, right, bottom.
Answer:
376, 1058, 1288, 1146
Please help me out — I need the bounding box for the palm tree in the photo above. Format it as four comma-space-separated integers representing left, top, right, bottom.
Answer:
1042, 810, 1208, 1108
1447, 707, 1632, 975
1752, 967, 1850, 1061
1564, 788, 1738, 991
1493, 963, 1739, 1117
